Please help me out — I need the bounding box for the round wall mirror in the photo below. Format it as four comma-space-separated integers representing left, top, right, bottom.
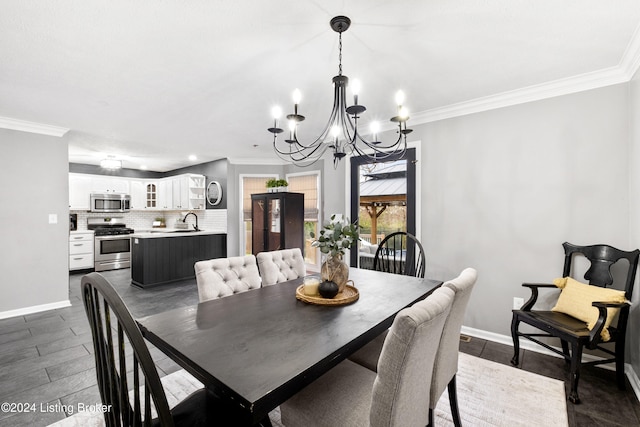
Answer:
207, 181, 223, 206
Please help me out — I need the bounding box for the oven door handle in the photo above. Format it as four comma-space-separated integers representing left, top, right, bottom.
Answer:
95, 235, 133, 240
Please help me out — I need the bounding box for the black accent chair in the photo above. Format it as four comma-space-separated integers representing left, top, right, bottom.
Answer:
81, 272, 216, 426
373, 231, 426, 278
510, 242, 640, 404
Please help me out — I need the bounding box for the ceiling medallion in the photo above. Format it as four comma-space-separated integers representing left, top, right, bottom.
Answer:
268, 16, 412, 168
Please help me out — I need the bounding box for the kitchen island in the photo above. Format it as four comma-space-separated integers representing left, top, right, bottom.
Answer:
130, 230, 226, 288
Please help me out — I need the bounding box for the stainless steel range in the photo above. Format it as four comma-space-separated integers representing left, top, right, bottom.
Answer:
88, 217, 134, 272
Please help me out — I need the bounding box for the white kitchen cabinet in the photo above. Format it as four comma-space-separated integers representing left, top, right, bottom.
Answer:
69, 173, 92, 210
91, 176, 130, 194
158, 179, 173, 210
186, 174, 206, 210
70, 173, 130, 211
68, 172, 206, 212
145, 182, 157, 209
69, 231, 94, 270
130, 180, 146, 210
171, 176, 189, 209
165, 174, 205, 210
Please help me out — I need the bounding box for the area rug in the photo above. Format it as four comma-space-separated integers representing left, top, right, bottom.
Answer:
433, 352, 568, 426
50, 352, 567, 426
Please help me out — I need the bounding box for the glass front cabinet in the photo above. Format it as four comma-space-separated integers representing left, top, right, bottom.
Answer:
251, 192, 304, 256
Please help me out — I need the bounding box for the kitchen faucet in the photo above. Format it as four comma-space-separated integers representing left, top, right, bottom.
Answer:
183, 212, 200, 231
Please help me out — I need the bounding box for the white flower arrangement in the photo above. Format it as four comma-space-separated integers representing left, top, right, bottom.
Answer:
311, 214, 359, 257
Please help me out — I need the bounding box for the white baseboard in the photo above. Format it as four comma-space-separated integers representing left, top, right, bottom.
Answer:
460, 325, 640, 401
627, 364, 640, 401
0, 300, 72, 320
461, 326, 564, 359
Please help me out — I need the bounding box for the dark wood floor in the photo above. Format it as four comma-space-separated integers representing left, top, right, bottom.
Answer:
0, 269, 638, 426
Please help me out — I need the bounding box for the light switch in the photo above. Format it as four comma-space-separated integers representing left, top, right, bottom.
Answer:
49, 214, 58, 224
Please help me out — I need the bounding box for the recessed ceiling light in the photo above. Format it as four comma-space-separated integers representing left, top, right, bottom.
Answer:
140, 165, 148, 170
189, 155, 197, 161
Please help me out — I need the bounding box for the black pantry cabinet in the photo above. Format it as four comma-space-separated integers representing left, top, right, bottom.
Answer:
251, 192, 304, 256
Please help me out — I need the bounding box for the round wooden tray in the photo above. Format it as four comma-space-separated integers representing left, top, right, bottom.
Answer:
296, 284, 359, 306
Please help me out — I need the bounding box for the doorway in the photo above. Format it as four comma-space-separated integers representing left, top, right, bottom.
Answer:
349, 148, 417, 267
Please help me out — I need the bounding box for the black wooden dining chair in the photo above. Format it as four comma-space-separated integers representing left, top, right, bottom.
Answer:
510, 242, 640, 404
373, 231, 426, 278
81, 272, 215, 426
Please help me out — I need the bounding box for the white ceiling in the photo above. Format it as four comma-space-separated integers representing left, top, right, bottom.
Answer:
2, 1, 640, 172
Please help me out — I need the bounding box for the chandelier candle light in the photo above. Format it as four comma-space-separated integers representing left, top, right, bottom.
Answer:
268, 16, 413, 168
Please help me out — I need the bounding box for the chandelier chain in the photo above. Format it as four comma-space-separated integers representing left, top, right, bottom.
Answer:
338, 32, 343, 76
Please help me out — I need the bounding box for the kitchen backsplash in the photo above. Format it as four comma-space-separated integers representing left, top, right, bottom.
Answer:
71, 209, 227, 232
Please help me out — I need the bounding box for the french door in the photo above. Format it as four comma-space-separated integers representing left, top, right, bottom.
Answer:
349, 148, 417, 267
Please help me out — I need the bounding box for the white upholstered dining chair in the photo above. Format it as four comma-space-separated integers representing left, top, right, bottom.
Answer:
256, 248, 306, 286
348, 267, 477, 427
194, 255, 262, 302
279, 285, 455, 427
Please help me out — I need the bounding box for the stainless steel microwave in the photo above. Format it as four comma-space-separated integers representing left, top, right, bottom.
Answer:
90, 193, 131, 213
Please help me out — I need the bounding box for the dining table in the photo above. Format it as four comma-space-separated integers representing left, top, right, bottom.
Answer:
137, 267, 442, 426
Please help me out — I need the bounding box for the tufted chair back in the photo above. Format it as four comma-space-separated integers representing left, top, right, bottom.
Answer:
194, 255, 262, 302
256, 248, 306, 286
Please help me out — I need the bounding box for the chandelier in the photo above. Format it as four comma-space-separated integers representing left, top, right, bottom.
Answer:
268, 16, 412, 168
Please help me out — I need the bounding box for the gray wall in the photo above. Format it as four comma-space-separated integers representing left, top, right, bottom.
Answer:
416, 83, 630, 334
629, 70, 640, 377
0, 128, 70, 314
69, 163, 163, 179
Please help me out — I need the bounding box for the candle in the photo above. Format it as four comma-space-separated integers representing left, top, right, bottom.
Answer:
293, 89, 302, 115
303, 276, 321, 296
352, 79, 361, 106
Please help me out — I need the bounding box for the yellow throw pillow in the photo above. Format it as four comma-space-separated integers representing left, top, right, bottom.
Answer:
551, 277, 626, 341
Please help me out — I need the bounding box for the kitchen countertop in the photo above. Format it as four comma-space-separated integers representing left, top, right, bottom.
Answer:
130, 229, 226, 238
70, 230, 94, 235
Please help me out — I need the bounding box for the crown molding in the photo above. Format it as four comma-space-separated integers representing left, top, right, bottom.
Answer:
228, 157, 289, 166
0, 116, 69, 137
620, 21, 640, 80
408, 22, 640, 126
410, 66, 629, 125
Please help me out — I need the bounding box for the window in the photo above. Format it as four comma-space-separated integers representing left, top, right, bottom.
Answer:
241, 175, 277, 255
287, 172, 321, 269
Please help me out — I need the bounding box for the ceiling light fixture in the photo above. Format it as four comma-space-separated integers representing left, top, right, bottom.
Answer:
100, 157, 122, 170
268, 16, 412, 168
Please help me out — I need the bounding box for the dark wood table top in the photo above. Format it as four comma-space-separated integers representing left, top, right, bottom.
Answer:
137, 267, 441, 425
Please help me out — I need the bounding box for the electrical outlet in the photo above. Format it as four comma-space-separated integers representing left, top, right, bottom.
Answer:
513, 297, 524, 310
